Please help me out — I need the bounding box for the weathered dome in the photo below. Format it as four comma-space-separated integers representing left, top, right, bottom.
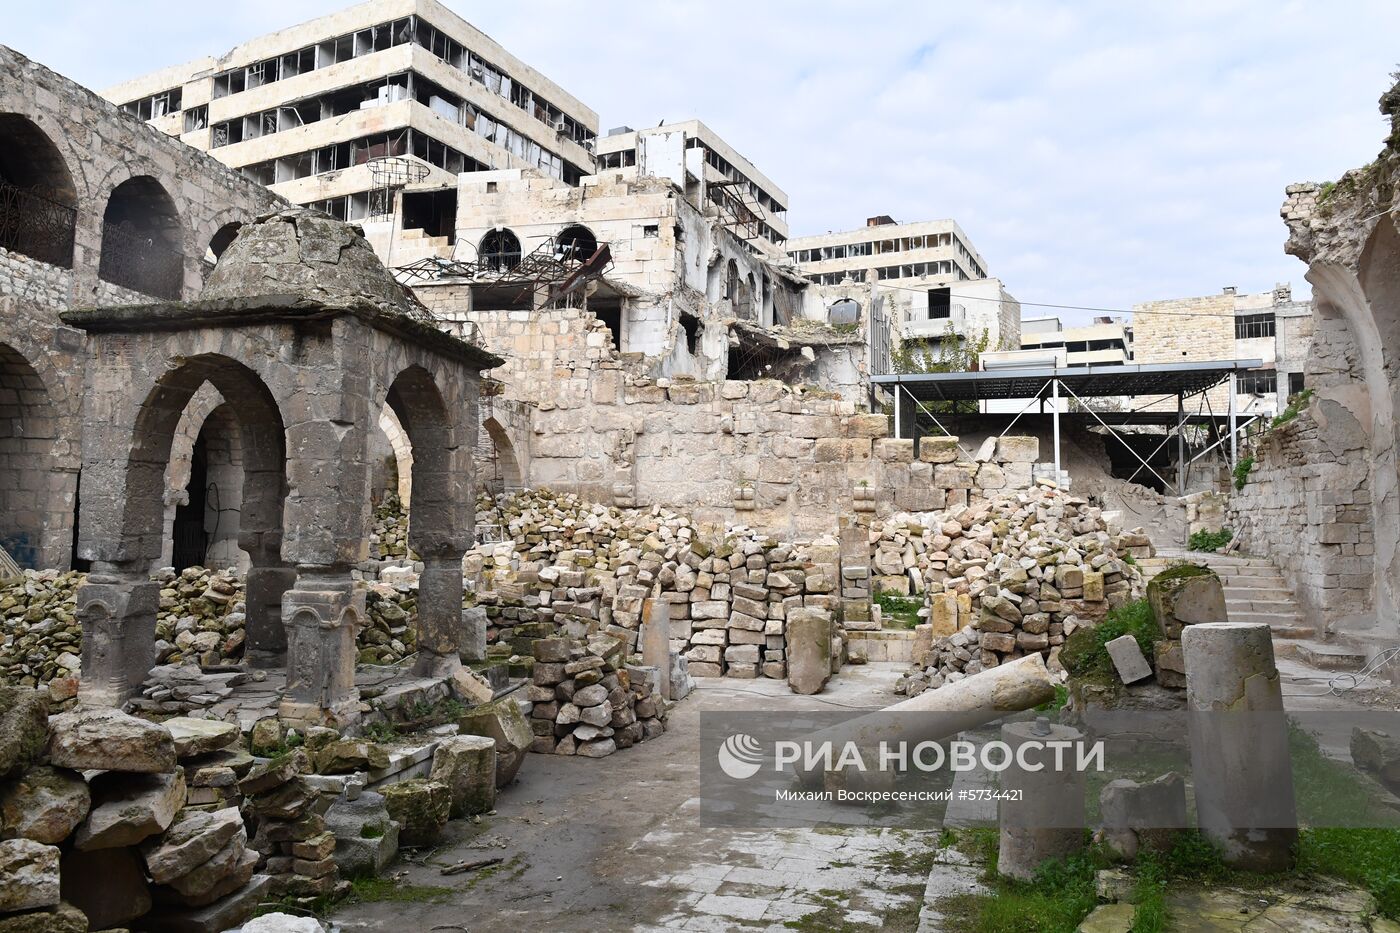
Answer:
201, 208, 418, 315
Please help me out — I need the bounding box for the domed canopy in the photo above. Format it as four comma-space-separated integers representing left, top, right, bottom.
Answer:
202, 208, 417, 316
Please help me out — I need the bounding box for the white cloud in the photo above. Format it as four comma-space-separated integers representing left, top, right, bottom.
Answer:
12, 0, 1399, 323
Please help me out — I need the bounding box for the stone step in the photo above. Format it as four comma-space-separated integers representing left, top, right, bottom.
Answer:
1277, 640, 1368, 671
1226, 597, 1300, 613
1220, 579, 1290, 593
1270, 624, 1317, 640
1229, 610, 1304, 627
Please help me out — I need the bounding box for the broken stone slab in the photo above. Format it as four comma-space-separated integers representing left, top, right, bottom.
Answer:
238, 748, 310, 796
0, 838, 60, 912
48, 707, 176, 774
59, 845, 151, 929
141, 873, 270, 933
1147, 567, 1226, 638
0, 902, 87, 933
1351, 727, 1400, 791
429, 735, 496, 818
323, 791, 398, 878
1099, 772, 1188, 861
786, 608, 834, 696
240, 912, 327, 933
449, 667, 494, 705
0, 687, 49, 780
314, 740, 389, 776
141, 807, 245, 885
0, 766, 90, 845
1077, 903, 1135, 933
1105, 634, 1153, 685
457, 699, 532, 788
381, 779, 450, 848
75, 769, 186, 850
163, 718, 240, 759
165, 829, 252, 901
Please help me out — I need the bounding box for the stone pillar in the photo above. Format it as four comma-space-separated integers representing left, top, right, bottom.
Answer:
243, 564, 296, 669
838, 516, 873, 631
642, 598, 673, 700
998, 718, 1088, 881
414, 554, 465, 677
461, 605, 487, 664
279, 572, 362, 728
787, 608, 834, 695
1181, 622, 1297, 871
76, 570, 159, 707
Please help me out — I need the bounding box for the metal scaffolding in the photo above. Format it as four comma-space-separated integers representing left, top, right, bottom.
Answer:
873, 359, 1265, 495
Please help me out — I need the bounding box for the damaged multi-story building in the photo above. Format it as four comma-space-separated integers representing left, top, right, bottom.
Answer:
104, 0, 598, 221
787, 214, 1021, 353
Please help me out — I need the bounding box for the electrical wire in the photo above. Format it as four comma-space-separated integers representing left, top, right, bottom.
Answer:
1282, 645, 1400, 698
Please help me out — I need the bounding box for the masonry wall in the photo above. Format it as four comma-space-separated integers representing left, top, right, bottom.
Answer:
1131, 294, 1236, 413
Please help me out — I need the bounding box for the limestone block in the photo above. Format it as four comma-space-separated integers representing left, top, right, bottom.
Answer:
0, 688, 49, 780
0, 766, 90, 845
874, 438, 914, 462
0, 838, 60, 912
162, 718, 240, 759
76, 770, 186, 850
141, 807, 244, 884
934, 462, 975, 489
457, 699, 532, 788
48, 707, 176, 774
996, 435, 1040, 463
314, 740, 390, 776
430, 735, 497, 818
382, 780, 451, 848
1100, 772, 1188, 860
1106, 635, 1152, 684
787, 609, 834, 695
918, 436, 960, 463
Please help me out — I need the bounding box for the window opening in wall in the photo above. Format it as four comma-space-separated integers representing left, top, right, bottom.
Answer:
828, 299, 860, 326
1237, 368, 1277, 396
1235, 312, 1276, 340
593, 304, 623, 351
681, 313, 701, 355
183, 106, 208, 133
556, 224, 597, 261
643, 224, 659, 237
479, 228, 522, 271
928, 287, 951, 319
1288, 371, 1306, 396
400, 189, 457, 242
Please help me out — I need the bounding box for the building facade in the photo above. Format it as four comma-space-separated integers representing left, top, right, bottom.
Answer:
786, 215, 1018, 354
1131, 285, 1313, 416
594, 120, 789, 252
102, 0, 598, 220
1020, 315, 1133, 367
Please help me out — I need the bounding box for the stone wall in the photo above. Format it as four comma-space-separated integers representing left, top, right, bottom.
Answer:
0, 46, 284, 570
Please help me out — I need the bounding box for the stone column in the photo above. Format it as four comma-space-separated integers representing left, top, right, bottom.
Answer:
642, 598, 673, 700
1181, 622, 1297, 871
76, 569, 160, 707
243, 564, 296, 669
461, 605, 487, 664
414, 554, 465, 677
279, 572, 363, 729
998, 718, 1088, 881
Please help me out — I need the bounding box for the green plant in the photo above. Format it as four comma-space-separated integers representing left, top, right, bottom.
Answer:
1059, 598, 1157, 680
361, 720, 399, 743
1270, 388, 1314, 429
1034, 684, 1069, 712
1187, 528, 1233, 553
1233, 455, 1254, 490
360, 823, 385, 839
875, 593, 922, 630
890, 328, 1006, 414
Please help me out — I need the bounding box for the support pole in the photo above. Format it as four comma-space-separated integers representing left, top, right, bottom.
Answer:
1051, 377, 1061, 482
1228, 371, 1238, 472
893, 381, 902, 439
1177, 392, 1186, 496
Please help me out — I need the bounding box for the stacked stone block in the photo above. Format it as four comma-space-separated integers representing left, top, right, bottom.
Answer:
526, 634, 667, 757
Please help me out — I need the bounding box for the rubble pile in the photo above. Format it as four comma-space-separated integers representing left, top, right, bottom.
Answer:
369, 492, 411, 560
0, 700, 272, 931
0, 571, 83, 690
462, 489, 848, 680
526, 632, 667, 757
242, 748, 343, 900
151, 566, 248, 668
893, 485, 1148, 696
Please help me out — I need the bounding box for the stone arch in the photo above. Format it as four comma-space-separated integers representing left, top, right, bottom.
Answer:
0, 113, 78, 267
98, 174, 183, 299
480, 227, 521, 272
480, 416, 523, 495
376, 402, 414, 506
97, 354, 285, 573
0, 342, 60, 569
384, 363, 469, 676
161, 392, 246, 572
557, 223, 597, 261
745, 271, 758, 320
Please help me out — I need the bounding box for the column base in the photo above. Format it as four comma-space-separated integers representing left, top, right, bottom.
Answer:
77, 576, 159, 708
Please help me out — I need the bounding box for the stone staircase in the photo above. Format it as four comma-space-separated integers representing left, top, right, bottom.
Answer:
1140, 551, 1367, 672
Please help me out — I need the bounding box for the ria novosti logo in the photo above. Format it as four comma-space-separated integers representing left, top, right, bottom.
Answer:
717, 733, 765, 779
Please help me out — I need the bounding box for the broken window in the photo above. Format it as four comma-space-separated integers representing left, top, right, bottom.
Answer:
681, 313, 701, 355
1237, 368, 1277, 396
557, 224, 597, 261
183, 106, 208, 134
643, 224, 660, 238
480, 228, 522, 271
1234, 312, 1276, 340
1288, 371, 1305, 396
928, 288, 951, 319
828, 299, 860, 326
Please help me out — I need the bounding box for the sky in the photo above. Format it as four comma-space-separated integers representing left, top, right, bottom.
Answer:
10, 1, 1400, 325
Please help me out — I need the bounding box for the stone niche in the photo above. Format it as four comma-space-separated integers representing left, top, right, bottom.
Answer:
60, 210, 502, 726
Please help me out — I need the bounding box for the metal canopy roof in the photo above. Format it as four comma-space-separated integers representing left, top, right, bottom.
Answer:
871, 359, 1266, 403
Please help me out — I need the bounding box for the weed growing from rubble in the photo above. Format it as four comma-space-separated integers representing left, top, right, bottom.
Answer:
1233, 455, 1255, 490
1187, 528, 1233, 553
1059, 598, 1157, 682
875, 593, 922, 629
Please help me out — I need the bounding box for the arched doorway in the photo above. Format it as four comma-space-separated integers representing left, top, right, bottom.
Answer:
481, 417, 523, 494
557, 224, 597, 262
99, 175, 184, 299
0, 343, 57, 569
0, 113, 78, 267
171, 404, 243, 571
480, 228, 521, 272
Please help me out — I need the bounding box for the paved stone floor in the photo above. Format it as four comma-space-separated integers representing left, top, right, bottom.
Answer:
332, 663, 982, 931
